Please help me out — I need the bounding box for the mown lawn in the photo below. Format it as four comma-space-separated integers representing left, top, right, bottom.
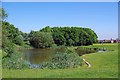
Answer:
2, 43, 118, 78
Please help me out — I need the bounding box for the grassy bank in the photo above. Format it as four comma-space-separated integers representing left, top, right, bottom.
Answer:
2, 43, 118, 78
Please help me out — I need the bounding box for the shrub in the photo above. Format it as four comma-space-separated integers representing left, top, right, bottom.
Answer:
41, 49, 82, 69
2, 52, 29, 69
2, 35, 29, 69
54, 46, 67, 53
76, 47, 98, 56
2, 35, 15, 57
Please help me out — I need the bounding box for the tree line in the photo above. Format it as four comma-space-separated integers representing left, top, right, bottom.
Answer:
29, 26, 98, 48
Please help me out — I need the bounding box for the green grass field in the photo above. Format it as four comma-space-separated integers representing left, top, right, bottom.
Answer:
2, 43, 118, 78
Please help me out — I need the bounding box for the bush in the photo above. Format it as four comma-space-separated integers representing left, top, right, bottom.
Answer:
2, 52, 29, 69
76, 47, 98, 56
2, 35, 29, 69
54, 46, 67, 53
41, 49, 82, 69
2, 35, 15, 57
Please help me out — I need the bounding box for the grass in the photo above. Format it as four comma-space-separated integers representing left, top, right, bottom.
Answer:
2, 43, 118, 78
0, 50, 2, 79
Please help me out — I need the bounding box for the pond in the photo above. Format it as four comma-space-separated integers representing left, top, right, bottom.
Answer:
19, 47, 67, 65
20, 48, 55, 64
19, 47, 107, 66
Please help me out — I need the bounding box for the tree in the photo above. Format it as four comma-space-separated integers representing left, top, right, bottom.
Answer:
29, 32, 54, 48
2, 34, 15, 57
0, 8, 8, 21
83, 28, 98, 43
14, 35, 23, 46
52, 31, 66, 46
40, 26, 52, 33
40, 26, 98, 46
2, 22, 24, 46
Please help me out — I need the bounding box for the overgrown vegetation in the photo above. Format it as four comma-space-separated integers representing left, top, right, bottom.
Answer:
2, 52, 29, 69
41, 48, 82, 69
1, 8, 29, 69
75, 47, 98, 56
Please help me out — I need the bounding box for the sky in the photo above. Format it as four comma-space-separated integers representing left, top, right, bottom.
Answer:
2, 2, 118, 40
2, 0, 119, 2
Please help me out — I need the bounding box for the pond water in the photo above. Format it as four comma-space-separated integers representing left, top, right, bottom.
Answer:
20, 47, 67, 65
20, 48, 55, 64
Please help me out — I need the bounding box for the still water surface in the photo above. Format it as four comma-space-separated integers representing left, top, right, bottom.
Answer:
20, 47, 104, 65
20, 48, 55, 64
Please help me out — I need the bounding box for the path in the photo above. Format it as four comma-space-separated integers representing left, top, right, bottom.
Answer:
82, 58, 91, 67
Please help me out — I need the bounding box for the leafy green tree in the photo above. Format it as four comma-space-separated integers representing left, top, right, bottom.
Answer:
21, 33, 29, 41
40, 26, 52, 33
68, 39, 74, 46
40, 26, 98, 46
52, 32, 65, 46
83, 28, 98, 43
14, 35, 23, 46
2, 22, 24, 46
28, 30, 36, 38
2, 34, 15, 57
1, 8, 29, 69
29, 32, 54, 48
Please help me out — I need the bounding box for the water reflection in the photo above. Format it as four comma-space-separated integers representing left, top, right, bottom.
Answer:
21, 48, 55, 64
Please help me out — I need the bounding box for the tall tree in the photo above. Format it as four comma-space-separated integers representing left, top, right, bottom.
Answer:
29, 32, 54, 48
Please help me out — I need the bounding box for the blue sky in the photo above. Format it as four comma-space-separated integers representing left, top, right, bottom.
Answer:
2, 2, 118, 40
2, 0, 119, 2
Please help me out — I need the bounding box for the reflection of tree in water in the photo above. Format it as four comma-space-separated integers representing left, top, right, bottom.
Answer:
23, 48, 54, 64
